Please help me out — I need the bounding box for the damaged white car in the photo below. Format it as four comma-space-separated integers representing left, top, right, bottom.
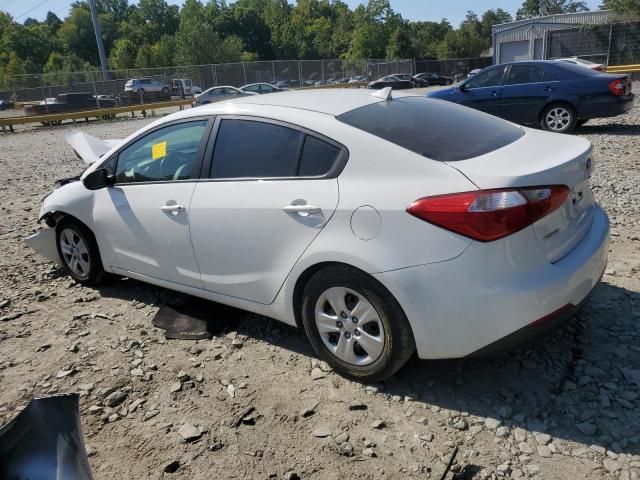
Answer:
26, 89, 609, 381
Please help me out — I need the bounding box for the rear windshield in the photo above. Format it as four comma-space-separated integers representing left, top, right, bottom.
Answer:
552, 62, 600, 77
336, 96, 523, 161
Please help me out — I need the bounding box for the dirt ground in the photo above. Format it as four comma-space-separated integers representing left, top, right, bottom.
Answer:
0, 92, 639, 480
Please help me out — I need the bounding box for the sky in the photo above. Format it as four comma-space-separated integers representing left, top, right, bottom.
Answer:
2, 0, 603, 26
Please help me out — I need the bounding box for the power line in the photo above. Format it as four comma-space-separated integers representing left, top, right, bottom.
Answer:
15, 0, 52, 20
0, 0, 19, 10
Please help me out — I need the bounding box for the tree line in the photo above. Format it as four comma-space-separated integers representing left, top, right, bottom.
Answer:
0, 0, 637, 81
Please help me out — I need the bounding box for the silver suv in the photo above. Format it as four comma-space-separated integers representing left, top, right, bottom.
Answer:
124, 78, 170, 94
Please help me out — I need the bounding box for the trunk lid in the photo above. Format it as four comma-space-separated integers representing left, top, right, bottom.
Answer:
448, 128, 595, 262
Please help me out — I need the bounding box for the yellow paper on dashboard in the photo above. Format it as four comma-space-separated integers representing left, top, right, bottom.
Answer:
151, 141, 167, 160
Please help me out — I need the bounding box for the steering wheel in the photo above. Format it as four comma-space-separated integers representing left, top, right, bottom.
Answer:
159, 152, 191, 180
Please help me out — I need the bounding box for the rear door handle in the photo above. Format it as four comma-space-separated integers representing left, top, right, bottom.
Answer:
161, 204, 185, 213
544, 86, 554, 92
282, 204, 322, 216
490, 90, 498, 96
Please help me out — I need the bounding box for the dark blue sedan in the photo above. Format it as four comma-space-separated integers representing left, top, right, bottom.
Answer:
427, 61, 634, 133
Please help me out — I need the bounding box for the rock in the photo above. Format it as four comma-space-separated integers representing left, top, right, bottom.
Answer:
514, 428, 527, 442
534, 433, 551, 445
484, 418, 502, 430
519, 442, 533, 455
453, 419, 467, 430
313, 427, 331, 438
178, 423, 202, 442
143, 410, 160, 421
604, 459, 622, 473
496, 426, 510, 438
177, 370, 190, 381
362, 447, 376, 458
231, 336, 246, 348
338, 442, 354, 457
364, 438, 377, 448
310, 368, 326, 380
108, 413, 119, 423
301, 400, 320, 417
371, 419, 385, 429
576, 421, 597, 436
227, 384, 236, 398
170, 382, 182, 393
537, 446, 552, 458
130, 368, 144, 376
129, 399, 145, 412
284, 472, 300, 480
335, 432, 350, 444
164, 460, 180, 473
56, 369, 75, 378
88, 405, 103, 414
103, 390, 127, 408
78, 383, 94, 391
348, 401, 367, 411
195, 373, 204, 383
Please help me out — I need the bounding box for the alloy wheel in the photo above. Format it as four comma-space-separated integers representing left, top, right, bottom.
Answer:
59, 228, 91, 279
314, 287, 386, 366
545, 107, 571, 131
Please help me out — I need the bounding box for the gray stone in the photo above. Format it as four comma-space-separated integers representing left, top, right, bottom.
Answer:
362, 447, 376, 458
514, 428, 527, 442
371, 419, 385, 429
534, 433, 551, 445
496, 426, 510, 438
537, 446, 552, 458
604, 459, 622, 473
453, 419, 467, 430
178, 423, 202, 442
170, 382, 182, 393
103, 390, 127, 408
519, 442, 533, 454
338, 442, 354, 457
300, 400, 320, 417
484, 417, 502, 430
143, 410, 160, 421
335, 432, 350, 444
313, 427, 331, 438
310, 368, 326, 380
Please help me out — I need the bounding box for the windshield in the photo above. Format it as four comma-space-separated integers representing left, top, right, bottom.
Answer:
337, 96, 524, 162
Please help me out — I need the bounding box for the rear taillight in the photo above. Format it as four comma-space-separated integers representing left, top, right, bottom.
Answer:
592, 66, 604, 72
608, 79, 626, 96
407, 186, 569, 242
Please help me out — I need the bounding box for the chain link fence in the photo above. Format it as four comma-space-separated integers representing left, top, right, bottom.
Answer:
0, 58, 416, 103
547, 21, 640, 66
415, 57, 493, 81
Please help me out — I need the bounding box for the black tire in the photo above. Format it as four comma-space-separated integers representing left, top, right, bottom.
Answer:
161, 87, 169, 95
540, 102, 577, 134
301, 265, 415, 382
55, 218, 105, 286
577, 119, 589, 127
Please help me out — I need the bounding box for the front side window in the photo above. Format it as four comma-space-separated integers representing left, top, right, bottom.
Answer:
244, 85, 259, 92
260, 85, 274, 93
115, 120, 208, 184
465, 66, 505, 89
505, 65, 544, 85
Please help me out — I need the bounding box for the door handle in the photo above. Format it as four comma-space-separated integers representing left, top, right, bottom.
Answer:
544, 86, 554, 92
282, 204, 322, 216
490, 91, 498, 96
161, 204, 185, 213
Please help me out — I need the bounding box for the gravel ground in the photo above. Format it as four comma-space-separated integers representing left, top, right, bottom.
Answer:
0, 90, 639, 480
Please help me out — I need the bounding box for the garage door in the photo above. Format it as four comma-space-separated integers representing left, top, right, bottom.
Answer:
499, 40, 530, 63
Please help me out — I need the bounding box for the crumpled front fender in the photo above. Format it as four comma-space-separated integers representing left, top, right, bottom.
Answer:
0, 394, 93, 479
24, 228, 61, 265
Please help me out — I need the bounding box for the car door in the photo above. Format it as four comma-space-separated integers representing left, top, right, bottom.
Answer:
499, 64, 550, 124
189, 117, 344, 304
457, 65, 506, 116
92, 118, 212, 287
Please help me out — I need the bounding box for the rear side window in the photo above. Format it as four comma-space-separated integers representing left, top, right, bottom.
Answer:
337, 96, 523, 162
299, 136, 340, 177
211, 119, 302, 178
210, 119, 343, 178
506, 65, 544, 85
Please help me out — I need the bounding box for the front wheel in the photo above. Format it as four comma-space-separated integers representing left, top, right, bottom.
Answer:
301, 265, 415, 382
540, 103, 577, 133
56, 219, 105, 285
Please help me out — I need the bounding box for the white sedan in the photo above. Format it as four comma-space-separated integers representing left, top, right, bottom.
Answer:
25, 88, 609, 381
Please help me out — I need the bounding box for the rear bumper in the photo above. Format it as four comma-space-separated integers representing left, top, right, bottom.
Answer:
374, 204, 609, 359
578, 93, 635, 119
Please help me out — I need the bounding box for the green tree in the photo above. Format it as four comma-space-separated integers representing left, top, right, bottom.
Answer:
109, 37, 137, 69
600, 0, 640, 18
517, 0, 589, 19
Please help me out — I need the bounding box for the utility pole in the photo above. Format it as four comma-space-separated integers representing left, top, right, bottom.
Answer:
88, 0, 110, 81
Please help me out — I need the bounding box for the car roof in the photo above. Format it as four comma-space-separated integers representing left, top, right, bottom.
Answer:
186, 88, 395, 117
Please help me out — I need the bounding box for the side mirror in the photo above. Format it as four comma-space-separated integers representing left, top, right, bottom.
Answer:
83, 168, 114, 190
459, 83, 468, 91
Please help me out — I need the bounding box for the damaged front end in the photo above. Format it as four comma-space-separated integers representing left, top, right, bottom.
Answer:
0, 394, 94, 479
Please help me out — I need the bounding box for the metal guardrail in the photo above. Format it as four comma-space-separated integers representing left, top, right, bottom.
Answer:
606, 64, 640, 73
0, 99, 193, 132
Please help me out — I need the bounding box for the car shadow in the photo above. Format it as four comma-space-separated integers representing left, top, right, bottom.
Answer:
575, 123, 640, 136
93, 276, 640, 457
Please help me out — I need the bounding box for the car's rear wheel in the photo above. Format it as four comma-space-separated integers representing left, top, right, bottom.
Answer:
541, 103, 577, 133
56, 219, 105, 285
161, 87, 169, 95
301, 265, 415, 382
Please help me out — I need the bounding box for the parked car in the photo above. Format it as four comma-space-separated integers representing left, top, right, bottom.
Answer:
557, 57, 606, 72
393, 73, 417, 86
467, 68, 482, 78
240, 82, 288, 94
0, 99, 15, 110
414, 72, 454, 86
26, 88, 609, 381
124, 78, 170, 95
427, 60, 634, 133
367, 75, 414, 90
24, 93, 117, 116
349, 75, 369, 83
192, 86, 256, 106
